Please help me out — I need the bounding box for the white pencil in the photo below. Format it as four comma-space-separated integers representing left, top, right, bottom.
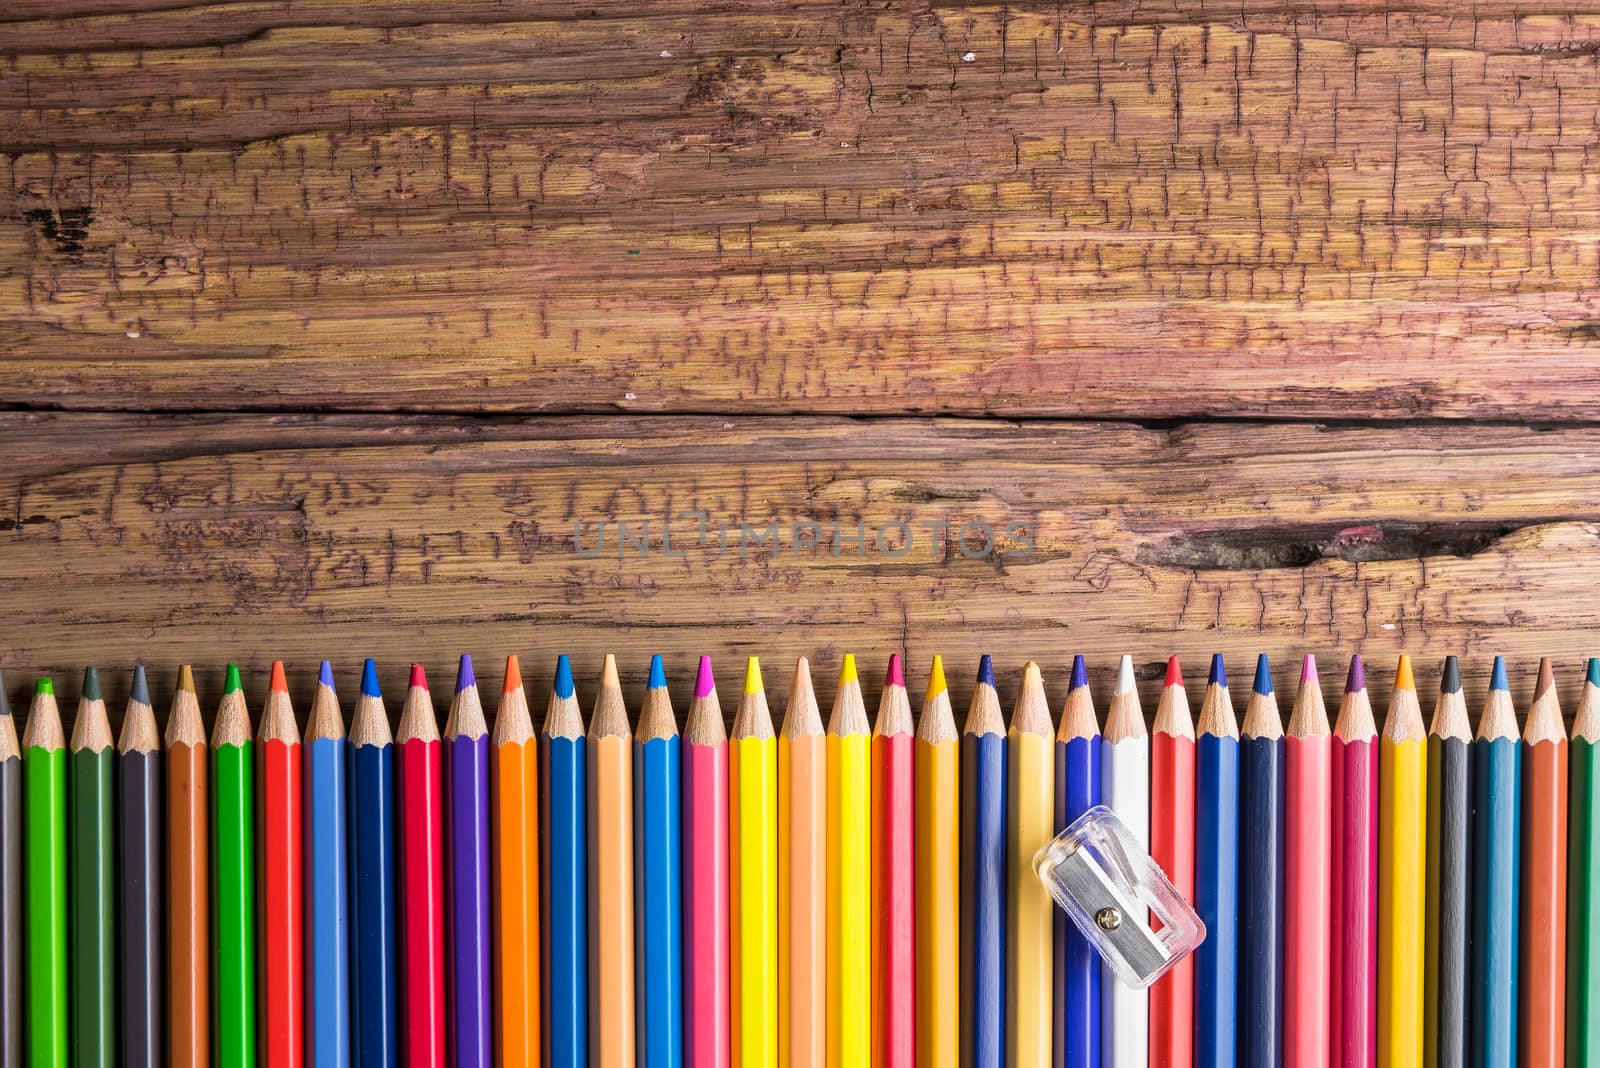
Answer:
1101, 655, 1150, 1068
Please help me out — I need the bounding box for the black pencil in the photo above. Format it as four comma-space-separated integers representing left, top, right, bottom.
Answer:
1423, 656, 1470, 1068
118, 665, 163, 1068
0, 671, 19, 1068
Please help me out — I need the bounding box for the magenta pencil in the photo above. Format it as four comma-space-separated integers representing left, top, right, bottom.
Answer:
1330, 656, 1378, 1068
683, 657, 730, 1068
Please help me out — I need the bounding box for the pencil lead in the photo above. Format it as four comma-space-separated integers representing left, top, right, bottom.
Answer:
81, 665, 101, 702
503, 655, 523, 693
1115, 654, 1135, 695
694, 656, 716, 699
361, 658, 381, 698
1301, 654, 1317, 685
600, 654, 619, 689
1441, 655, 1461, 695
648, 654, 666, 690
224, 663, 243, 694
1535, 656, 1555, 699
1165, 655, 1182, 687
742, 657, 762, 696
977, 654, 996, 687
409, 663, 428, 691
0, 671, 11, 718
269, 660, 288, 694
554, 655, 575, 699
1209, 653, 1227, 688
886, 653, 905, 688
1589, 657, 1600, 689
1252, 654, 1273, 696
1394, 654, 1415, 692
456, 654, 475, 693
1345, 654, 1365, 693
319, 660, 336, 689
925, 655, 947, 701
1069, 654, 1089, 691
839, 653, 859, 686
177, 665, 195, 695
1490, 655, 1509, 693
35, 676, 54, 697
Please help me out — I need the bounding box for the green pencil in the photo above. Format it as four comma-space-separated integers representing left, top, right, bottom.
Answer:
70, 667, 116, 1066
23, 677, 68, 1067
1569, 657, 1600, 1063
212, 664, 258, 1068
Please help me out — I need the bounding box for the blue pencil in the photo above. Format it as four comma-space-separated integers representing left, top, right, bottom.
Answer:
1053, 655, 1100, 1068
306, 662, 351, 1068
960, 655, 1007, 1068
349, 659, 398, 1068
636, 655, 684, 1068
1469, 656, 1520, 1068
1194, 654, 1240, 1068
1238, 655, 1285, 1068
542, 655, 589, 1068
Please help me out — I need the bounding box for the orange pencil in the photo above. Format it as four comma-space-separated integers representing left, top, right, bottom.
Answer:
1521, 657, 1567, 1067
492, 656, 540, 1067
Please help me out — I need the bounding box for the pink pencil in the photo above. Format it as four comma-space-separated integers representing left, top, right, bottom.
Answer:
1330, 655, 1378, 1068
683, 656, 730, 1068
1285, 655, 1333, 1068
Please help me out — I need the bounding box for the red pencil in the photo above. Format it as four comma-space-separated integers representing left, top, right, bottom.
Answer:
259, 661, 305, 1068
872, 655, 915, 1068
1151, 655, 1195, 1068
398, 663, 446, 1068
1285, 655, 1332, 1068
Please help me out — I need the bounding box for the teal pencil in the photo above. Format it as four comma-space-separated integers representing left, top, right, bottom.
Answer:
1469, 657, 1519, 1067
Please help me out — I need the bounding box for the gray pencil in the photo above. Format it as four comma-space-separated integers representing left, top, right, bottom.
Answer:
118, 666, 164, 1067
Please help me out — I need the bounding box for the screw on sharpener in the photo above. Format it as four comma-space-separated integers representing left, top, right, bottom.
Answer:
1033, 804, 1206, 990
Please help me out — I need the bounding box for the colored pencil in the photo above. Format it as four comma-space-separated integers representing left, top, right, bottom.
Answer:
445, 656, 492, 1068
1103, 655, 1148, 1068
167, 666, 210, 1068
306, 661, 352, 1068
1151, 654, 1195, 1068
731, 657, 778, 1068
1470, 657, 1519, 1068
542, 655, 588, 1068
960, 655, 1006, 1068
350, 659, 399, 1068
1285, 655, 1331, 1068
636, 655, 683, 1068
778, 658, 823, 1068
1055, 655, 1100, 1068
1568, 658, 1600, 1064
872, 655, 915, 1068
491, 656, 540, 1068
1521, 657, 1567, 1068
1194, 654, 1238, 1068
397, 664, 445, 1068
0, 673, 20, 1068
23, 678, 67, 1067
589, 654, 635, 1068
1331, 656, 1378, 1068
1423, 657, 1469, 1068
117, 666, 162, 1068
70, 667, 116, 1067
1378, 655, 1426, 1068
261, 661, 305, 1068
685, 657, 730, 1068
1009, 660, 1055, 1068
914, 655, 959, 1068
825, 654, 871, 1068
1239, 655, 1284, 1068
214, 663, 258, 1068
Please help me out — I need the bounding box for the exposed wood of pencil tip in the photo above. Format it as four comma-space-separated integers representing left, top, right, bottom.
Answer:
1009, 662, 1053, 739
258, 688, 301, 746
166, 668, 207, 749
826, 665, 870, 738
1102, 661, 1145, 744
1197, 678, 1239, 740
1426, 684, 1472, 745
350, 691, 394, 749
543, 686, 585, 742
22, 686, 64, 751
1574, 673, 1600, 744
71, 689, 115, 754
396, 675, 440, 745
1241, 687, 1284, 742
963, 673, 1006, 738
873, 677, 914, 740
1476, 686, 1520, 742
305, 683, 347, 744
589, 655, 631, 740
636, 680, 678, 744
445, 678, 489, 743
1057, 680, 1099, 743
492, 663, 534, 748
0, 704, 19, 761
1333, 682, 1377, 744
212, 686, 254, 748
685, 684, 726, 746
1153, 677, 1195, 740
1287, 675, 1331, 740
1524, 658, 1566, 745
1382, 671, 1426, 744
780, 658, 822, 741
916, 685, 958, 746
732, 686, 775, 742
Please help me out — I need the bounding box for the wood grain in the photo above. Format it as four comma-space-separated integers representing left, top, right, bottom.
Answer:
0, 411, 1595, 719
4, 1, 1600, 417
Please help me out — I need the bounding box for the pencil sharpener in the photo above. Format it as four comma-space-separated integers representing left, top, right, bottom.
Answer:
1033, 805, 1205, 990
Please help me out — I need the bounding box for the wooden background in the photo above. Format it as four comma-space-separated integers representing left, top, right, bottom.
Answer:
4, 0, 1600, 724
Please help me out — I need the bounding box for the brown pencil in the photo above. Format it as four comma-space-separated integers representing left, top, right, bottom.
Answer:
1521, 657, 1567, 1067
166, 665, 209, 1068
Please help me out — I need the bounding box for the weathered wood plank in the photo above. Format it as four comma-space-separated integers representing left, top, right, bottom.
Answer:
2, 412, 1596, 722
4, 2, 1600, 417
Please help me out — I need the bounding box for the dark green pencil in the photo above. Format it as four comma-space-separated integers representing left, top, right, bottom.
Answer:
70, 666, 116, 1067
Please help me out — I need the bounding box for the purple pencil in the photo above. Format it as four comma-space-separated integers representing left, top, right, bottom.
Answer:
445, 654, 492, 1068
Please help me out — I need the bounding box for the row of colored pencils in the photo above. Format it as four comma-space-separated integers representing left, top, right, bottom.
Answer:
1, 653, 1598, 1068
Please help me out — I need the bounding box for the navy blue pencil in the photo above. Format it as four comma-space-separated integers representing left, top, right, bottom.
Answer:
349, 660, 398, 1068
1194, 654, 1240, 1068
1238, 654, 1285, 1068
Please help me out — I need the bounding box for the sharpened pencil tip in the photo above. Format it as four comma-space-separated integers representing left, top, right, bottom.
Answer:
648, 654, 666, 690
1209, 653, 1227, 688
269, 661, 287, 694
1440, 655, 1461, 695
1300, 654, 1317, 685
1394, 654, 1415, 692
1115, 654, 1135, 695
695, 656, 716, 698
503, 655, 522, 693
360, 658, 381, 698
1165, 655, 1182, 687
1588, 657, 1600, 688
977, 655, 995, 687
839, 653, 858, 686
81, 665, 101, 702
925, 655, 947, 700
177, 665, 195, 695
1253, 654, 1273, 696
553, 655, 574, 699
1490, 656, 1508, 693
34, 677, 53, 697
318, 660, 335, 689
601, 654, 619, 688
409, 662, 427, 691
886, 653, 904, 688
742, 656, 762, 696
1345, 654, 1365, 693
1536, 656, 1555, 698
455, 654, 475, 693
1069, 654, 1088, 691
223, 663, 243, 694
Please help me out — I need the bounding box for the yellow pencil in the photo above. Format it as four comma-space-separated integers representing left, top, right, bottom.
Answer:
1008, 661, 1056, 1067
1378, 654, 1426, 1068
914, 655, 960, 1068
731, 657, 778, 1068
826, 654, 872, 1068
